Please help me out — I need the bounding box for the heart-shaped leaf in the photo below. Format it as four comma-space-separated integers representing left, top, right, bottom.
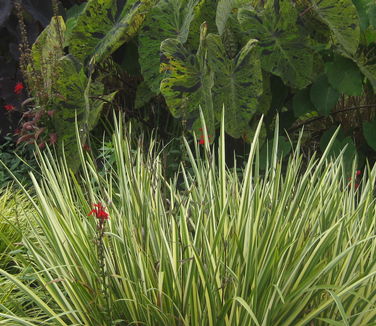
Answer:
310, 75, 340, 116
138, 0, 198, 93
68, 0, 155, 63
206, 34, 264, 138
160, 28, 215, 135
238, 0, 314, 89
325, 56, 363, 96
308, 0, 360, 55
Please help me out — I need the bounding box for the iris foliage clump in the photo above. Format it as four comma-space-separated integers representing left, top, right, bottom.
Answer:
0, 117, 375, 325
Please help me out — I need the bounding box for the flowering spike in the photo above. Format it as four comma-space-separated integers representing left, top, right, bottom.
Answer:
88, 202, 109, 220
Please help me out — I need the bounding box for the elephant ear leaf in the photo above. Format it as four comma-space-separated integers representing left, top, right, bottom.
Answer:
358, 61, 376, 93
187, 0, 218, 49
30, 16, 65, 98
160, 31, 215, 136
309, 0, 360, 55
68, 0, 155, 63
52, 55, 109, 171
206, 34, 263, 138
238, 1, 314, 89
216, 0, 250, 35
138, 0, 198, 94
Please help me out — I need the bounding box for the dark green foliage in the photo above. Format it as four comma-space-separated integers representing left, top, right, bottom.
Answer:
0, 135, 38, 187
293, 88, 314, 118
310, 75, 341, 116
363, 119, 376, 151
325, 56, 363, 96
3, 0, 376, 172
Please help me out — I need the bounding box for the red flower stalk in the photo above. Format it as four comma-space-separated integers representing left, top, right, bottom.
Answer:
198, 134, 212, 145
4, 104, 15, 111
88, 203, 109, 220
14, 82, 24, 94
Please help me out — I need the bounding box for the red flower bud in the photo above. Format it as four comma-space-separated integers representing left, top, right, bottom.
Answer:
14, 82, 24, 95
4, 104, 15, 111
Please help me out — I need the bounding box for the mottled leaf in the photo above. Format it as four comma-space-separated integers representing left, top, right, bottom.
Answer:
68, 0, 155, 63
32, 16, 65, 71
187, 0, 218, 49
238, 1, 314, 88
310, 75, 340, 116
352, 0, 371, 30
31, 16, 65, 97
138, 0, 198, 93
207, 34, 263, 138
52, 55, 110, 171
325, 56, 363, 96
309, 0, 360, 54
64, 3, 86, 45
216, 0, 250, 35
160, 30, 215, 135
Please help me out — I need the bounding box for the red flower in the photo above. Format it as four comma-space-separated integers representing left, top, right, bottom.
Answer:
88, 203, 109, 220
356, 170, 361, 176
14, 82, 24, 95
198, 133, 212, 145
4, 104, 15, 111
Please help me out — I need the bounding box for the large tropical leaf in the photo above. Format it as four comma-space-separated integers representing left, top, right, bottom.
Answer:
310, 75, 340, 116
187, 0, 218, 49
30, 16, 65, 98
325, 56, 363, 96
52, 55, 112, 171
216, 0, 250, 35
358, 61, 376, 93
138, 0, 198, 93
308, 0, 360, 55
160, 26, 215, 135
238, 0, 314, 89
206, 35, 263, 138
68, 0, 155, 63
